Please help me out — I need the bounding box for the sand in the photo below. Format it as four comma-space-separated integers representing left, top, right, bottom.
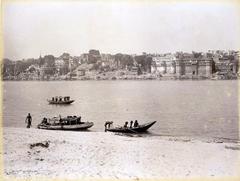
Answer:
2, 127, 240, 180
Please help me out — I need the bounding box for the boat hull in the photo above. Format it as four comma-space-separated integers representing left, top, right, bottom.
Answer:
106, 121, 156, 133
47, 100, 74, 104
37, 122, 94, 131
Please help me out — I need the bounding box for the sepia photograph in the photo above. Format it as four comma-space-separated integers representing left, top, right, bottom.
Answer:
1, 0, 240, 180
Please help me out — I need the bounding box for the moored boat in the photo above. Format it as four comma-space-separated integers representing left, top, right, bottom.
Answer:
106, 121, 156, 133
37, 116, 94, 131
47, 96, 74, 105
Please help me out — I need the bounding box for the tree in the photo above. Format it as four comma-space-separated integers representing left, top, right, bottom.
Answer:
145, 56, 152, 73
44, 55, 55, 67
59, 64, 69, 75
89, 49, 100, 56
88, 49, 101, 64
39, 56, 45, 66
2, 59, 15, 76
114, 53, 134, 68
60, 53, 70, 60
134, 55, 152, 72
42, 55, 56, 75
88, 55, 98, 64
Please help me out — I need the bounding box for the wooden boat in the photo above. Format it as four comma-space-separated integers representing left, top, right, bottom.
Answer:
47, 96, 74, 105
37, 116, 94, 131
106, 121, 156, 133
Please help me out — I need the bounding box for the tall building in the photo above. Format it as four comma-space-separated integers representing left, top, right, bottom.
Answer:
152, 54, 213, 77
176, 57, 212, 77
151, 54, 176, 74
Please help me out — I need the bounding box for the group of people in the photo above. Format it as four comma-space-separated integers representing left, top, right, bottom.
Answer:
104, 120, 139, 131
27, 113, 140, 130
51, 96, 70, 102
52, 97, 62, 102
124, 120, 139, 128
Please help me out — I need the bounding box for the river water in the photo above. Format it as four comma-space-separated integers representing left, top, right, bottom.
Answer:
2, 80, 239, 141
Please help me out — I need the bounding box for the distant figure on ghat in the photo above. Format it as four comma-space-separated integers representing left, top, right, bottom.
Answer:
25, 113, 32, 128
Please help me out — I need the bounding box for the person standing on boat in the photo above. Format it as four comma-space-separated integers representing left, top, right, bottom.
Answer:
130, 120, 133, 128
25, 113, 32, 128
134, 120, 138, 127
42, 117, 47, 124
59, 115, 63, 127
124, 121, 128, 128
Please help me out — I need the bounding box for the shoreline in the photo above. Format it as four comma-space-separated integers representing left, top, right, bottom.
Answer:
3, 71, 239, 81
2, 127, 240, 179
3, 126, 240, 144
2, 78, 239, 81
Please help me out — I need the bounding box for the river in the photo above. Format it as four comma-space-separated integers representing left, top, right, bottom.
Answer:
3, 80, 239, 141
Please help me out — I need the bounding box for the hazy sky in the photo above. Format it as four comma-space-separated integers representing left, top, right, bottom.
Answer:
3, 0, 240, 60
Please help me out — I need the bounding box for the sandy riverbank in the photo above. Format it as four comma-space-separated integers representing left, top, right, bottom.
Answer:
2, 127, 240, 180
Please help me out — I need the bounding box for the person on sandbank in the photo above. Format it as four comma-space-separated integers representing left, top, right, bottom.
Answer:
104, 121, 113, 131
25, 113, 32, 128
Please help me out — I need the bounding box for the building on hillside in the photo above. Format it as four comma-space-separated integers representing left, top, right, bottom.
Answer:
18, 64, 40, 80
128, 66, 139, 75
70, 66, 86, 78
213, 56, 238, 74
101, 54, 115, 68
176, 57, 212, 77
60, 53, 71, 60
88, 49, 101, 64
39, 65, 55, 78
55, 58, 65, 72
79, 53, 89, 64
151, 54, 176, 74
77, 69, 85, 77
151, 53, 213, 77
